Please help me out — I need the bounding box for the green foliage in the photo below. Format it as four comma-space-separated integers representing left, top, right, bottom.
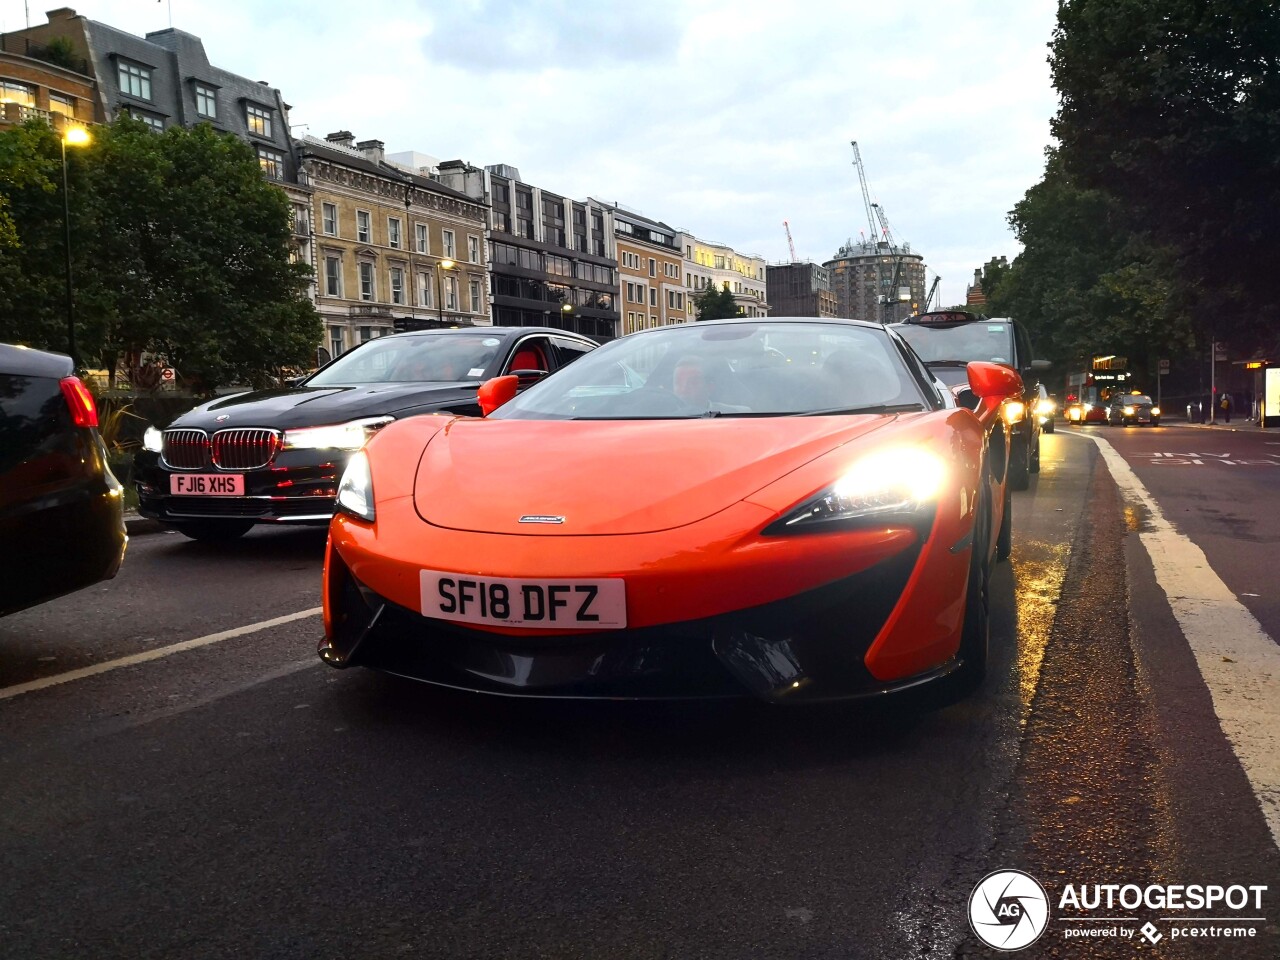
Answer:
1050, 0, 1280, 352
691, 283, 740, 321
983, 152, 1194, 376
34, 36, 80, 71
0, 117, 319, 391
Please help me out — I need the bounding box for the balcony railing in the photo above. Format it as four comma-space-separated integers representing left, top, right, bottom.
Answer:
0, 35, 92, 76
349, 304, 393, 319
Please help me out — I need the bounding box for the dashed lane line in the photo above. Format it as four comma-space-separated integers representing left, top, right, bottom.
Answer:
0, 608, 323, 702
1087, 433, 1280, 849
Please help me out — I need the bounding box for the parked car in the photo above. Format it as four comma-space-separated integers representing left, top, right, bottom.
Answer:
319, 318, 1024, 703
889, 311, 1050, 490
1106, 393, 1161, 427
134, 327, 597, 540
1, 344, 127, 616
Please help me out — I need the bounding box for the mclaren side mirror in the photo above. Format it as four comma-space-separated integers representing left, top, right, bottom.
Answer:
1030, 359, 1053, 372
477, 375, 519, 417
968, 361, 1024, 400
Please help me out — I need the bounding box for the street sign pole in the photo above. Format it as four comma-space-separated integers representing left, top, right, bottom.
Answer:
1209, 343, 1217, 424
1157, 358, 1169, 410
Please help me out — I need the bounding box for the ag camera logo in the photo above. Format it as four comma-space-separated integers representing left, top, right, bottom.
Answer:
969, 870, 1051, 951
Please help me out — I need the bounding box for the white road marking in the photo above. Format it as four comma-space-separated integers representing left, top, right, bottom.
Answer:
1087, 435, 1280, 849
0, 608, 323, 702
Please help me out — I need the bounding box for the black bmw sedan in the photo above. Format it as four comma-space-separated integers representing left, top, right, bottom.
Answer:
135, 327, 597, 540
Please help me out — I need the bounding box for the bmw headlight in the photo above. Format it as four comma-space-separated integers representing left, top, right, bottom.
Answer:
335, 450, 375, 522
766, 448, 947, 534
143, 425, 163, 452
282, 416, 393, 451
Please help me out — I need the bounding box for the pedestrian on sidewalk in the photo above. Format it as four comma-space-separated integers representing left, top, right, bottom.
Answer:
1219, 393, 1232, 423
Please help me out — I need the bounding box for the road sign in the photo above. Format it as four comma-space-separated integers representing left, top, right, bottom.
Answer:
1215, 342, 1228, 361
1158, 358, 1170, 374
160, 367, 175, 383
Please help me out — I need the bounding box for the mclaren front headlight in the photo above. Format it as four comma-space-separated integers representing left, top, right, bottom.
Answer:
282, 416, 393, 451
766, 448, 947, 534
1003, 400, 1026, 424
335, 450, 375, 522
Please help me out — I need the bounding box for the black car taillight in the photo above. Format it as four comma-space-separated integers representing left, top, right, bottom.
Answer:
59, 377, 99, 428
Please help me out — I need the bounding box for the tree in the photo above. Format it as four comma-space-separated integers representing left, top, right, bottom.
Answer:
0, 117, 319, 390
1050, 0, 1280, 352
691, 283, 740, 321
983, 151, 1194, 377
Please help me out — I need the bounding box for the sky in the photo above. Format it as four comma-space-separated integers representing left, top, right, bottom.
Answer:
4, 0, 1061, 308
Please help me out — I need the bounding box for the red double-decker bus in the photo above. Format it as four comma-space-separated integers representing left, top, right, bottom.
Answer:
1063, 355, 1133, 424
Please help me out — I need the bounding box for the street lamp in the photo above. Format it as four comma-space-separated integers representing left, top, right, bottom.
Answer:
435, 258, 454, 325
61, 126, 91, 366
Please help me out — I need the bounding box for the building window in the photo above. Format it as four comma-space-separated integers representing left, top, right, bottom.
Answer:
493, 211, 509, 233
418, 272, 432, 308
118, 61, 151, 100
468, 235, 479, 263
649, 258, 656, 277
359, 262, 375, 301
195, 84, 217, 119
329, 326, 344, 358
246, 103, 272, 137
388, 218, 402, 249
415, 223, 428, 254
442, 230, 456, 258
130, 110, 164, 133
357, 210, 371, 243
516, 218, 533, 239
48, 93, 74, 118
360, 326, 373, 343
515, 191, 532, 210
257, 147, 284, 181
324, 257, 342, 297
322, 203, 337, 236
445, 276, 458, 311
390, 267, 405, 305
649, 288, 657, 307
469, 279, 482, 313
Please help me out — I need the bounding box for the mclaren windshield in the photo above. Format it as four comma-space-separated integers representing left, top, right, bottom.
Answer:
492, 321, 931, 420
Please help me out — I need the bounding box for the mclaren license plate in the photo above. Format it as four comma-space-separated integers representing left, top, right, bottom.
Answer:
170, 473, 245, 496
420, 570, 626, 628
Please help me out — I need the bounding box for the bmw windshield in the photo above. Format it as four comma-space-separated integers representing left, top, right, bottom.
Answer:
493, 321, 930, 420
306, 334, 505, 386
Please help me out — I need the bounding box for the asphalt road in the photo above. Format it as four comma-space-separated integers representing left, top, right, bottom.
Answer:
1, 423, 1277, 959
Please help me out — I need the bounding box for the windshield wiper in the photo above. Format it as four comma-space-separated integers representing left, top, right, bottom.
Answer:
796, 403, 925, 417
924, 360, 972, 367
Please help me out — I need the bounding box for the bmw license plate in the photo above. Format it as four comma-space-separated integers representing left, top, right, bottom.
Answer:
170, 473, 245, 496
420, 570, 626, 629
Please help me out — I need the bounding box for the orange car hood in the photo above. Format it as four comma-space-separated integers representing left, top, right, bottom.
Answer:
414, 416, 894, 535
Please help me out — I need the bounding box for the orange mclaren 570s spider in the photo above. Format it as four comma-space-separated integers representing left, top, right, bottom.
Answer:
319, 318, 1022, 704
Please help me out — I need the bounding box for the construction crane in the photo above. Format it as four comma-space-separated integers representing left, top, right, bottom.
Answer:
871, 202, 896, 249
850, 142, 878, 249
924, 275, 941, 312
783, 220, 797, 263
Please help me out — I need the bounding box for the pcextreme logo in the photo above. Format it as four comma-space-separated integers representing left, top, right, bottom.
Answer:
968, 870, 1051, 951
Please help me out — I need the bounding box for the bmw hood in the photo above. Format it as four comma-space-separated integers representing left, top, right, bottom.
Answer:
413, 416, 895, 535
172, 382, 477, 432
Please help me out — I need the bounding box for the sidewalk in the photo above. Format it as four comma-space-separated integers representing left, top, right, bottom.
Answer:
1182, 418, 1274, 432
123, 510, 165, 536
